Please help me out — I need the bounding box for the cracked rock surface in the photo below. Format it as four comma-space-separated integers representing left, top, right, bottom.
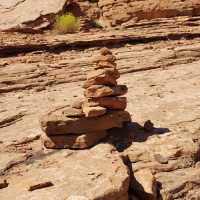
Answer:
0, 4, 200, 199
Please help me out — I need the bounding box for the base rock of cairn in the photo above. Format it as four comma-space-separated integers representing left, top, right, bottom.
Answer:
40, 47, 131, 149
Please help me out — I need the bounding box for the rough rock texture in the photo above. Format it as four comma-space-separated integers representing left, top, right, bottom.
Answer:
41, 131, 108, 149
1, 15, 200, 199
0, 0, 69, 31
156, 167, 200, 200
86, 97, 127, 110
82, 104, 107, 117
41, 109, 131, 135
132, 169, 157, 200
62, 106, 84, 117
0, 144, 130, 200
84, 85, 128, 98
123, 113, 200, 199
83, 68, 119, 88
2, 0, 200, 31
98, 0, 200, 27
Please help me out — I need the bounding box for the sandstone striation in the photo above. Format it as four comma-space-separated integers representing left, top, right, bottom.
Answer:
1, 0, 200, 32
98, 0, 200, 27
40, 48, 131, 149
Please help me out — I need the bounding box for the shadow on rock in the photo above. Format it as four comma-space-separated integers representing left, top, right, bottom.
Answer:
126, 121, 170, 143
105, 121, 170, 152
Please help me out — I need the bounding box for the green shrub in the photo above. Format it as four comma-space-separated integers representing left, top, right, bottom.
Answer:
55, 13, 79, 34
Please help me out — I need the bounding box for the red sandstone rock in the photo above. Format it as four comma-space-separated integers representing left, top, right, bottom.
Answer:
62, 107, 84, 118
95, 61, 117, 70
83, 68, 119, 88
100, 47, 113, 55
41, 110, 131, 135
86, 97, 127, 110
94, 54, 116, 63
98, 0, 200, 27
41, 130, 108, 149
84, 85, 128, 98
82, 105, 107, 117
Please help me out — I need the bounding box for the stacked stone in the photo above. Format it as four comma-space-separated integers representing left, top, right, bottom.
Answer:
40, 48, 131, 149
82, 47, 128, 117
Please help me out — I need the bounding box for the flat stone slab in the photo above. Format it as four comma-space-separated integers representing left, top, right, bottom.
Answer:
42, 130, 108, 149
41, 110, 131, 135
93, 54, 116, 63
83, 68, 119, 89
62, 107, 85, 118
86, 97, 127, 110
0, 144, 130, 200
84, 85, 128, 98
95, 61, 117, 70
82, 105, 107, 117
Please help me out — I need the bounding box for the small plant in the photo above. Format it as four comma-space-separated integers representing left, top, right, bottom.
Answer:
55, 13, 79, 34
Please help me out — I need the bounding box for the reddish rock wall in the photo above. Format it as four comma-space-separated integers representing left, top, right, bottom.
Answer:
97, 0, 200, 27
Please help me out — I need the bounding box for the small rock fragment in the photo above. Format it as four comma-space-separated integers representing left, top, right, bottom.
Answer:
0, 180, 8, 189
144, 120, 154, 132
100, 47, 112, 55
28, 181, 54, 191
82, 104, 107, 117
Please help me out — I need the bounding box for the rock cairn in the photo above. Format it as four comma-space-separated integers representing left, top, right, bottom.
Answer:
40, 47, 131, 149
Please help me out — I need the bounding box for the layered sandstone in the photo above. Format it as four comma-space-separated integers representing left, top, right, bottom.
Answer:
1, 0, 200, 31
98, 0, 200, 27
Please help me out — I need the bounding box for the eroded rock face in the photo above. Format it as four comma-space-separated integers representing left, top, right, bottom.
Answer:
2, 0, 200, 31
98, 0, 200, 27
0, 0, 69, 31
156, 167, 200, 200
124, 127, 200, 199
